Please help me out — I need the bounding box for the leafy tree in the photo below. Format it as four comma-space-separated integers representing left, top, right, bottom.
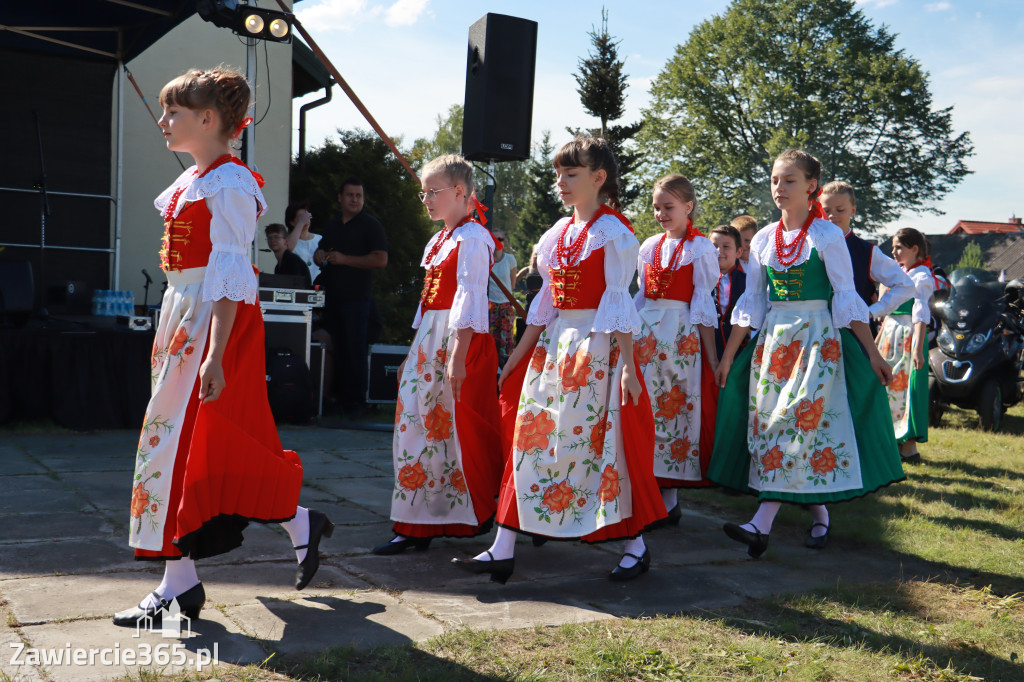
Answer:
290, 129, 432, 345
408, 104, 529, 242
571, 7, 644, 209
514, 131, 565, 261
954, 241, 983, 271
639, 0, 973, 231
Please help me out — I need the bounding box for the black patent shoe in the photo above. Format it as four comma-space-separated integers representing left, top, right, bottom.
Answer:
723, 522, 770, 558
112, 582, 205, 627
609, 548, 651, 582
295, 509, 335, 590
451, 550, 515, 584
371, 536, 432, 556
805, 522, 830, 549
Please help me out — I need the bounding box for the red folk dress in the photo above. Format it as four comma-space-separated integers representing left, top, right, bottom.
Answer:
496, 207, 666, 542
390, 219, 503, 538
633, 233, 720, 487
130, 155, 303, 560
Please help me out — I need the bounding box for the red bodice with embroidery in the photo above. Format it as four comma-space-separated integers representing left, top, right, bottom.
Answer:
420, 243, 460, 311
159, 199, 214, 272
549, 248, 605, 309
642, 262, 695, 301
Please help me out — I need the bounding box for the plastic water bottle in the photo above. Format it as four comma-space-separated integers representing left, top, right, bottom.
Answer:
126, 290, 136, 317
92, 290, 101, 316
103, 290, 113, 316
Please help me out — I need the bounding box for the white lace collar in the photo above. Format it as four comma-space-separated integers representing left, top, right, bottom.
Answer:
753, 218, 843, 271
638, 232, 716, 270
539, 212, 633, 266
420, 220, 493, 267
154, 161, 267, 219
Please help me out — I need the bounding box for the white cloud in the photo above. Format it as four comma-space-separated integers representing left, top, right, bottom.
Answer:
295, 0, 381, 32
385, 0, 430, 27
855, 0, 900, 8
969, 75, 1024, 95
925, 2, 952, 11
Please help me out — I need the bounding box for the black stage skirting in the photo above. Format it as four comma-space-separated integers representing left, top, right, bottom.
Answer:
0, 322, 153, 431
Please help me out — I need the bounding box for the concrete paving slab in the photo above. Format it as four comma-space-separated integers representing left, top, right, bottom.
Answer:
61, 471, 131, 512
0, 474, 66, 492
314, 475, 395, 511
20, 607, 265, 681
0, 538, 138, 579
0, 488, 90, 516
0, 512, 116, 543
31, 455, 129, 474
296, 499, 390, 528
320, 521, 395, 556
199, 523, 296, 567
1, 571, 161, 624
0, 622, 44, 682
309, 457, 390, 479
0, 451, 46, 476
225, 591, 443, 655
201, 563, 372, 606
402, 585, 618, 630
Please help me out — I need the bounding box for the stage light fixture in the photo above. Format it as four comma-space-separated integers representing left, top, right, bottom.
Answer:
197, 0, 293, 44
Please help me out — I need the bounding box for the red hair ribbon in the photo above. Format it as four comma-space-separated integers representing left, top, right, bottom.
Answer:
908, 256, 941, 289
683, 218, 702, 242
234, 116, 254, 139
809, 198, 828, 220
470, 194, 489, 226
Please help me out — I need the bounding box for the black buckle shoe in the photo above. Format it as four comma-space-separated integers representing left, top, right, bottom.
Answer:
371, 536, 432, 556
723, 522, 770, 558
295, 509, 335, 590
805, 522, 830, 549
609, 548, 651, 582
452, 550, 515, 584
112, 582, 205, 627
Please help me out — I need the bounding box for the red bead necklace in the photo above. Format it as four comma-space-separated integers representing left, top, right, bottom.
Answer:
648, 231, 688, 297
161, 154, 236, 222
554, 205, 610, 268
421, 215, 474, 297
774, 211, 815, 268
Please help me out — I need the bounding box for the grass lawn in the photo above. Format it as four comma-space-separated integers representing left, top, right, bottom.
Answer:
64, 405, 1024, 681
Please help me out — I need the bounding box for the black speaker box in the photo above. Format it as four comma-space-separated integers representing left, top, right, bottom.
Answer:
0, 260, 34, 326
462, 13, 538, 162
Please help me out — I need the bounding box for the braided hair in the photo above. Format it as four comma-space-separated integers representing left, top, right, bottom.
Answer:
553, 137, 622, 212
159, 66, 251, 138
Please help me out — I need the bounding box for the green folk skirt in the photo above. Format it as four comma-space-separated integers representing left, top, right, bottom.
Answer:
708, 329, 905, 504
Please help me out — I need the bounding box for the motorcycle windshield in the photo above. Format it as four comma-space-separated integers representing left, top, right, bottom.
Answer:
938, 269, 1005, 340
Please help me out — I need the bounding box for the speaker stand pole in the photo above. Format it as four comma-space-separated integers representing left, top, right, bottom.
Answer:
34, 112, 51, 317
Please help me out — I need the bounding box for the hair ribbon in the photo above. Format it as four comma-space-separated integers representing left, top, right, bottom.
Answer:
470, 193, 489, 226
234, 116, 254, 139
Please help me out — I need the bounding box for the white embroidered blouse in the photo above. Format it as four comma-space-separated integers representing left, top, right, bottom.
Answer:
411, 221, 494, 334
632, 233, 719, 327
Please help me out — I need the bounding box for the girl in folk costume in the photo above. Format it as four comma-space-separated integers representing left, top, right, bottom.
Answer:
878, 228, 936, 463
114, 69, 332, 627
633, 175, 720, 523
709, 150, 904, 557
453, 137, 665, 584
373, 154, 503, 555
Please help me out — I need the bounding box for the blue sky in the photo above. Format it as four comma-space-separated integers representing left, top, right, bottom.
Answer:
291, 0, 1024, 234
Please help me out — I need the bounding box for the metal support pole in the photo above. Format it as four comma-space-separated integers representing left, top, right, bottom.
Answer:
485, 160, 496, 212
114, 58, 125, 289
245, 37, 257, 265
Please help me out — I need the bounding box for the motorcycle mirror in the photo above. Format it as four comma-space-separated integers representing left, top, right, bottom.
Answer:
1005, 278, 1024, 305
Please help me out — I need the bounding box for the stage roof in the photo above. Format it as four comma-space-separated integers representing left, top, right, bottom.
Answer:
0, 1, 199, 63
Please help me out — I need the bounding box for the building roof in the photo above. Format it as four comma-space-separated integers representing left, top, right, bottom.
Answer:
950, 220, 1024, 235
881, 233, 1024, 282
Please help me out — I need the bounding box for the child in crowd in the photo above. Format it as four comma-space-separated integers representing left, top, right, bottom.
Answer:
375, 154, 503, 555
878, 227, 936, 462
820, 182, 914, 334
731, 215, 758, 272
709, 150, 904, 557
284, 201, 320, 283
115, 68, 330, 627
454, 137, 664, 583
633, 175, 720, 523
708, 225, 747, 361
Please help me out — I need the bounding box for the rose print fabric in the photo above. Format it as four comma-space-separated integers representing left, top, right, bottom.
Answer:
746, 301, 863, 494
878, 314, 914, 440
510, 310, 634, 536
130, 278, 213, 551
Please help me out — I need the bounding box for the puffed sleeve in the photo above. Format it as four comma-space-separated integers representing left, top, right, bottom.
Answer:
818, 224, 870, 328
202, 187, 258, 304
592, 231, 642, 334
867, 246, 915, 319
526, 231, 558, 327
909, 269, 935, 325
689, 239, 719, 328
730, 232, 768, 329
449, 234, 494, 333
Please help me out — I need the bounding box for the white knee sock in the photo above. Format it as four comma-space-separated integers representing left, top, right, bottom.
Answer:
743, 501, 782, 535
475, 526, 517, 561
280, 506, 310, 563
619, 535, 647, 568
140, 557, 199, 609
661, 487, 678, 511
809, 505, 830, 537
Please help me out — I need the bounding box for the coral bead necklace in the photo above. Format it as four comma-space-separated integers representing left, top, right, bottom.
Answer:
774, 210, 814, 268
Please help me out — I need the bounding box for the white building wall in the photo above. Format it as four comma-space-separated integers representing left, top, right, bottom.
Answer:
116, 8, 294, 306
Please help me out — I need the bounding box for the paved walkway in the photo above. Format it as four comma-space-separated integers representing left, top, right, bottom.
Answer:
0, 426, 937, 681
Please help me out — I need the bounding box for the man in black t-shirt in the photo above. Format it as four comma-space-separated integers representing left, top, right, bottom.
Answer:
314, 177, 388, 413
265, 224, 312, 289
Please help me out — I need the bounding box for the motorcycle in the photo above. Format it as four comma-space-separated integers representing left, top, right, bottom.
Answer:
928, 269, 1024, 431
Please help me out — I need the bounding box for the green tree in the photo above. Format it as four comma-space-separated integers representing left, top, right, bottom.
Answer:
514, 131, 565, 261
408, 104, 528, 240
639, 0, 973, 231
954, 241, 983, 271
571, 8, 645, 210
290, 129, 432, 345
